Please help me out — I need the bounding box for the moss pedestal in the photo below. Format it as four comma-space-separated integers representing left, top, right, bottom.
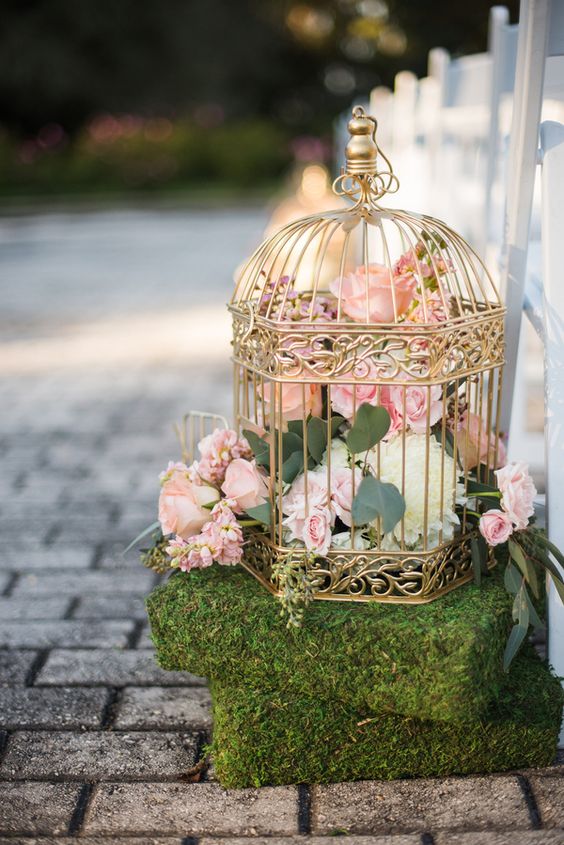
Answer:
147, 565, 563, 788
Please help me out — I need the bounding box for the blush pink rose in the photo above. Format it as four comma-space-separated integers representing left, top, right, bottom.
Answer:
457, 413, 507, 471
158, 477, 219, 540
303, 507, 332, 555
389, 382, 442, 434
495, 462, 537, 530
330, 263, 416, 323
282, 471, 330, 541
330, 362, 380, 421
221, 458, 269, 513
479, 509, 514, 546
262, 382, 322, 424
330, 466, 362, 527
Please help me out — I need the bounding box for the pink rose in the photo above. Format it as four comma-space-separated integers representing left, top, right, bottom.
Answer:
330, 263, 416, 323
282, 471, 330, 541
159, 476, 219, 540
456, 413, 507, 471
495, 462, 536, 530
389, 382, 442, 434
330, 361, 381, 421
262, 381, 323, 425
303, 507, 332, 555
330, 466, 362, 527
479, 509, 514, 546
221, 458, 269, 513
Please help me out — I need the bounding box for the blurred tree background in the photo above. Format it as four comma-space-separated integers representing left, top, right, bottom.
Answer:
0, 0, 519, 196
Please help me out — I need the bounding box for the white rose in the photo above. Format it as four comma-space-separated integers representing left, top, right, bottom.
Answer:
368, 434, 462, 549
330, 531, 370, 550
321, 438, 350, 469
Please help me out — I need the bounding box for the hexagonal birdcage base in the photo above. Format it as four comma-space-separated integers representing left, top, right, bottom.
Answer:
241, 528, 495, 604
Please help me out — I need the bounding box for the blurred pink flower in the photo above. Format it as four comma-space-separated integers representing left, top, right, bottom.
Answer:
456, 412, 507, 471
330, 263, 415, 323
262, 382, 322, 424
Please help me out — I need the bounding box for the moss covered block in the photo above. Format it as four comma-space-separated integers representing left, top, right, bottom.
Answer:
148, 564, 514, 723
209, 647, 563, 787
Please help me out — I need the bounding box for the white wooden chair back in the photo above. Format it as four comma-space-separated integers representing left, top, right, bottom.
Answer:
539, 120, 564, 704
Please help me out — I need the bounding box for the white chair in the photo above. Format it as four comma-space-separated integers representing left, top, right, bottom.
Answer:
539, 120, 564, 707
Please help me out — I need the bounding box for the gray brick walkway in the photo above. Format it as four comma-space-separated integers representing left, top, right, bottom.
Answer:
0, 206, 563, 843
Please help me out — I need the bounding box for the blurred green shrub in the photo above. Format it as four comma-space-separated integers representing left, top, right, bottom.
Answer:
0, 117, 292, 196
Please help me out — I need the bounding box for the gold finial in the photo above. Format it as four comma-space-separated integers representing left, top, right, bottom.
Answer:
345, 105, 379, 176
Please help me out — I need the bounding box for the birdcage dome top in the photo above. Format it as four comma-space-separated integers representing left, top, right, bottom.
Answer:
231, 106, 503, 331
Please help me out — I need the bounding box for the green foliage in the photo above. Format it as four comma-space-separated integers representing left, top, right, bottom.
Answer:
351, 474, 405, 533
470, 535, 488, 586
210, 646, 562, 787
346, 403, 390, 454
146, 563, 562, 787
245, 502, 271, 527
139, 532, 171, 576
271, 554, 318, 628
148, 563, 521, 725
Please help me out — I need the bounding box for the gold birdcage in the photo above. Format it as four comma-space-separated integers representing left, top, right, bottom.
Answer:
229, 106, 505, 604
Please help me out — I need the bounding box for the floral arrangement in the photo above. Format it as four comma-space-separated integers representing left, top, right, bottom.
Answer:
135, 241, 564, 670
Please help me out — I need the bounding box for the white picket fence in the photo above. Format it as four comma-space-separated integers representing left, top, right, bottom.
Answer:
338, 0, 564, 738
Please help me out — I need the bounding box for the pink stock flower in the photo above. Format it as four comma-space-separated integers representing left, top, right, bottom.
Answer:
204, 500, 244, 565
495, 462, 537, 530
197, 428, 252, 486
303, 507, 333, 555
456, 412, 507, 471
330, 263, 416, 323
158, 473, 219, 541
406, 290, 451, 324
262, 381, 322, 424
221, 458, 269, 513
159, 461, 201, 485
330, 362, 380, 422
166, 534, 216, 571
479, 509, 514, 546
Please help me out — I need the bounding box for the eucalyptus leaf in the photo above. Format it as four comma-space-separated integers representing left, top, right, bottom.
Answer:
351, 474, 406, 534
243, 429, 270, 468
522, 583, 543, 631
282, 431, 304, 461
466, 479, 498, 495
503, 582, 530, 671
508, 538, 539, 598
347, 403, 391, 454
124, 521, 161, 554
330, 415, 345, 436
245, 502, 271, 527
541, 536, 564, 569
504, 561, 522, 595
307, 417, 327, 464
503, 620, 529, 672
282, 450, 304, 484
287, 419, 305, 437
470, 535, 487, 586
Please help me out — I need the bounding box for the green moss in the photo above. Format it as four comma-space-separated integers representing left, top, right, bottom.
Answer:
210, 646, 563, 787
147, 564, 515, 723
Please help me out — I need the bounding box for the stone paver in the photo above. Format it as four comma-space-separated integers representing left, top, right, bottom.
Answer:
0, 650, 38, 685
199, 838, 422, 845
84, 782, 299, 836
1, 731, 198, 780
0, 620, 133, 648
114, 685, 212, 730
310, 777, 531, 834
528, 774, 564, 828
12, 570, 156, 596
434, 832, 564, 844
36, 649, 206, 687
0, 548, 93, 572
0, 839, 185, 845
0, 597, 71, 620
0, 687, 108, 729
73, 595, 148, 619
0, 782, 81, 835
0, 573, 10, 593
